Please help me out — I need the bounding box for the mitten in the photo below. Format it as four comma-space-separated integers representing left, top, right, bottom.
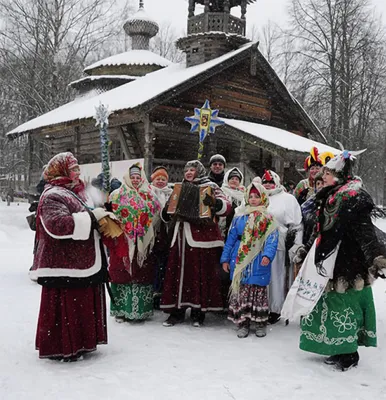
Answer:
203, 193, 215, 207
293, 245, 307, 265
29, 201, 39, 213
104, 202, 113, 212
161, 207, 171, 222
91, 208, 116, 221
369, 255, 386, 279
214, 199, 223, 213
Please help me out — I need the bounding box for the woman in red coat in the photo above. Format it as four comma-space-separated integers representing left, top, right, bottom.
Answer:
34, 152, 112, 361
161, 160, 231, 327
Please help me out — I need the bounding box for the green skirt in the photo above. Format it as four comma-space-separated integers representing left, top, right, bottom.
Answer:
300, 286, 377, 355
110, 283, 154, 320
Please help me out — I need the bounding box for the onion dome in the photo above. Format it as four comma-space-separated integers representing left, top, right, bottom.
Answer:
123, 1, 159, 50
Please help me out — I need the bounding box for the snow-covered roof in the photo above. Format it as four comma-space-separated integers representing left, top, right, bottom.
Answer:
223, 118, 339, 154
69, 75, 137, 86
84, 50, 172, 72
9, 43, 254, 135
8, 41, 327, 153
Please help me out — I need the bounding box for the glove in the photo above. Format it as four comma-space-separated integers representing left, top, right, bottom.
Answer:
203, 193, 215, 207
104, 202, 113, 212
369, 256, 386, 279
92, 207, 116, 222
293, 245, 307, 265
29, 201, 39, 213
161, 205, 172, 222
214, 199, 223, 213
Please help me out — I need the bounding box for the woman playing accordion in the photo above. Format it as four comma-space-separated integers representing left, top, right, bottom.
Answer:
161, 160, 231, 327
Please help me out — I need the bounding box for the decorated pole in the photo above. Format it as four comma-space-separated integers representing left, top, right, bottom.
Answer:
94, 103, 112, 194
184, 100, 224, 159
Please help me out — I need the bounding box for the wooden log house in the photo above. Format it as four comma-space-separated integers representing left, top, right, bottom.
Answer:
7, 0, 337, 189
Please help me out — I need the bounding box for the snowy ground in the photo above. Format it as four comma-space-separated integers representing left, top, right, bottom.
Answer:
1, 201, 386, 400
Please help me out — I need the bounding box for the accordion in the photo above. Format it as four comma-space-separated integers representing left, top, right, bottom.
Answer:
167, 182, 213, 221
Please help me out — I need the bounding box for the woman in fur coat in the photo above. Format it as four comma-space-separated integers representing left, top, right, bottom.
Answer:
161, 160, 231, 327
34, 152, 112, 361
283, 149, 386, 371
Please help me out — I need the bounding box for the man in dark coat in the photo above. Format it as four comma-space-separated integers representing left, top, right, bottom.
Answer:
208, 154, 226, 187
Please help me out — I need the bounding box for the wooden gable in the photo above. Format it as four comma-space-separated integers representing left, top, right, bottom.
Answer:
151, 56, 309, 137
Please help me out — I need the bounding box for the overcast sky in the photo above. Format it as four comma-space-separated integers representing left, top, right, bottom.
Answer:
143, 0, 386, 35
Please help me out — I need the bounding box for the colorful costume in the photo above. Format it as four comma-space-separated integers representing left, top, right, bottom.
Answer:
220, 183, 279, 336
294, 147, 329, 205
108, 163, 161, 320
34, 152, 107, 360
283, 148, 386, 370
161, 160, 231, 325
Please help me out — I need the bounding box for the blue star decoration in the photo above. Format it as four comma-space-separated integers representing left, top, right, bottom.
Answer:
184, 100, 224, 138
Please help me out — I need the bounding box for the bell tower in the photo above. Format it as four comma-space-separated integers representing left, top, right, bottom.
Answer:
177, 0, 255, 67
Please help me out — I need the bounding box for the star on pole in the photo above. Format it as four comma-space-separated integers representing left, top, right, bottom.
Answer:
184, 100, 224, 159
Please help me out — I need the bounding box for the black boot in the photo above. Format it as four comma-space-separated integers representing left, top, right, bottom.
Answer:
153, 293, 161, 310
268, 312, 281, 325
335, 352, 359, 371
324, 354, 341, 365
162, 309, 185, 327
191, 309, 205, 327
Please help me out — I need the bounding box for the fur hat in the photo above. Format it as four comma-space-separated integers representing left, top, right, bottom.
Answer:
228, 168, 242, 181
91, 173, 104, 189
129, 165, 141, 177
304, 147, 322, 171
209, 154, 226, 166
151, 166, 168, 182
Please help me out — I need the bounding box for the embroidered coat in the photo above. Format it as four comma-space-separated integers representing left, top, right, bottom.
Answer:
220, 215, 279, 286
307, 179, 386, 289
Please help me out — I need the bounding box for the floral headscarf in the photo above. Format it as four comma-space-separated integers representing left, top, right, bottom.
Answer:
110, 162, 161, 267
43, 152, 85, 196
231, 182, 277, 296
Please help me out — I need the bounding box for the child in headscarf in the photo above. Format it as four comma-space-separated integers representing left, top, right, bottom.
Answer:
221, 182, 279, 338
220, 167, 245, 238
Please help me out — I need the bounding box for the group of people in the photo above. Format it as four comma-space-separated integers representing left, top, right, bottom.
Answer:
30, 148, 386, 372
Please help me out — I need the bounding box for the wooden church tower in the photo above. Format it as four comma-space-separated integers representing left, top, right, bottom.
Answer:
178, 0, 254, 66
